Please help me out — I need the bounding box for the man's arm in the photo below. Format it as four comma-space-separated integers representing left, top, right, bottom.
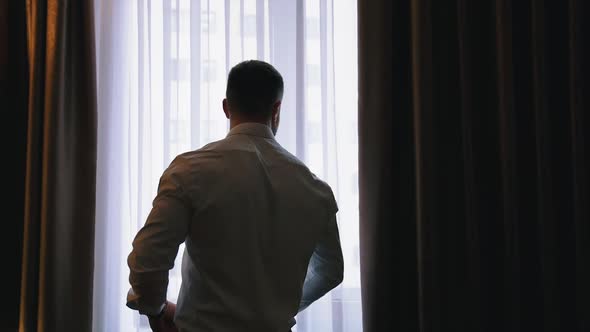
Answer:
298, 213, 344, 313
126, 164, 191, 317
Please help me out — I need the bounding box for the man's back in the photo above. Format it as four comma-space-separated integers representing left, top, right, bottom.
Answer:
174, 123, 339, 330
127, 123, 343, 331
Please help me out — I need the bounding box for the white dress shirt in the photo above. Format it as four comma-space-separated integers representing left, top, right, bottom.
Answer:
127, 122, 344, 331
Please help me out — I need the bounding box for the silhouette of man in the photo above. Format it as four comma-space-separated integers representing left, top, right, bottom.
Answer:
126, 60, 344, 332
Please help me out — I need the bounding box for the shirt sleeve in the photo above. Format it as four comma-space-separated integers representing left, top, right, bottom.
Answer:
298, 210, 344, 313
126, 161, 192, 315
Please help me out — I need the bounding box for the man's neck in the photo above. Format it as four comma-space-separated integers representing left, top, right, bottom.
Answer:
229, 118, 272, 130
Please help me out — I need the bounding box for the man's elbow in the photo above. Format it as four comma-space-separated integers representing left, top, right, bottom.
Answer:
328, 262, 344, 288
336, 263, 344, 285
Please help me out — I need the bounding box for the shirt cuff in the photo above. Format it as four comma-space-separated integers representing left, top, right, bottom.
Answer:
126, 288, 166, 316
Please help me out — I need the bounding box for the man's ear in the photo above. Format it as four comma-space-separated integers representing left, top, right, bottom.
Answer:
222, 99, 230, 119
272, 101, 281, 121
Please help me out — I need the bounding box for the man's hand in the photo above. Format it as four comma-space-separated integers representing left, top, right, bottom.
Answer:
148, 301, 178, 332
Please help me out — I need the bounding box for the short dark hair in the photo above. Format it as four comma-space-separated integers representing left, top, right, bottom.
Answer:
226, 60, 284, 116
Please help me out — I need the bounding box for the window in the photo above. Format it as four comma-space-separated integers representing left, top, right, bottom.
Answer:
201, 59, 217, 82
93, 1, 360, 331
202, 10, 216, 33
306, 17, 320, 39
305, 63, 321, 86
244, 14, 257, 37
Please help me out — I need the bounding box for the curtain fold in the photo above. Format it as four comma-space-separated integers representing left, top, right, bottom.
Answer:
359, 0, 589, 331
19, 0, 97, 331
0, 0, 28, 329
357, 0, 400, 331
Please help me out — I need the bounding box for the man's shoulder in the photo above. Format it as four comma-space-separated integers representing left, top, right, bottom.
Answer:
165, 140, 228, 175
174, 138, 229, 161
309, 173, 338, 214
273, 144, 306, 168
275, 152, 338, 214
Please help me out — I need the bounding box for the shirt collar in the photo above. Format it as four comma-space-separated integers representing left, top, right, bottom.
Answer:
226, 122, 275, 139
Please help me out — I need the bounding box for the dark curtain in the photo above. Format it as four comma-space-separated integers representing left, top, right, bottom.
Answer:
18, 0, 98, 331
358, 0, 413, 332
359, 0, 590, 331
0, 0, 28, 329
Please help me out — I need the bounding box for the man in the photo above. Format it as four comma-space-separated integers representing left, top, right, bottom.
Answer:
126, 60, 344, 332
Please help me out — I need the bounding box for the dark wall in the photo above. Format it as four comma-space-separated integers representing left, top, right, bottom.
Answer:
0, 0, 28, 328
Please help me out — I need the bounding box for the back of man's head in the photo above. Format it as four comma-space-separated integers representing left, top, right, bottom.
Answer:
226, 60, 284, 118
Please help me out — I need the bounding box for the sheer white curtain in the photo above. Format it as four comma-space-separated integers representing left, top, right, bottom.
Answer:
92, 0, 359, 331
